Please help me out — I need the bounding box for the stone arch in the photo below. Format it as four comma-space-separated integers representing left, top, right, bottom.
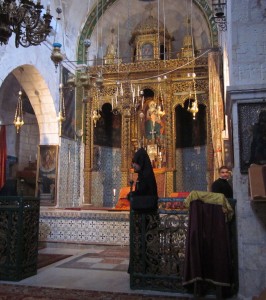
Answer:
11, 64, 59, 144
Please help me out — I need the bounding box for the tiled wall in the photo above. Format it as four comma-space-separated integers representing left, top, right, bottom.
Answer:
39, 209, 130, 246
57, 138, 84, 208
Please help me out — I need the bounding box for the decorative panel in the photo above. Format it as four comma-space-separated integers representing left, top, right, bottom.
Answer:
91, 146, 122, 207
39, 210, 129, 246
238, 103, 266, 173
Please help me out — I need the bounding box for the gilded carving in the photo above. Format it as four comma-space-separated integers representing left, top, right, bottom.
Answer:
79, 2, 214, 203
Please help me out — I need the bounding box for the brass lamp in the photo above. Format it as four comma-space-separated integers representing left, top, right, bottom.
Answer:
187, 77, 199, 120
14, 90, 24, 133
51, 42, 64, 69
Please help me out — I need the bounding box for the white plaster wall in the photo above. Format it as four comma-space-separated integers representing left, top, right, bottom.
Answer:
17, 113, 39, 171
54, 0, 94, 63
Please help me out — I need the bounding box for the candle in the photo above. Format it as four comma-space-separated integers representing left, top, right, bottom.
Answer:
113, 188, 116, 197
132, 89, 135, 103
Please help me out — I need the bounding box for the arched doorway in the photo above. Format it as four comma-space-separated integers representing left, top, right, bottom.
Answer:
92, 102, 122, 207
175, 100, 207, 192
0, 65, 58, 201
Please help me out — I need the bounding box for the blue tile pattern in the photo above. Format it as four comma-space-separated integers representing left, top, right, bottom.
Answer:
39, 210, 129, 245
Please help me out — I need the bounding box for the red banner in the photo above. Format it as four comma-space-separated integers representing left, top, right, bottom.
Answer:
0, 125, 7, 190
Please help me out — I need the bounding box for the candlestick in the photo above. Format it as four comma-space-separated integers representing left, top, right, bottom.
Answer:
112, 188, 117, 208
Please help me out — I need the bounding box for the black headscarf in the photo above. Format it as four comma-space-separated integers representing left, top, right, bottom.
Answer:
132, 147, 158, 197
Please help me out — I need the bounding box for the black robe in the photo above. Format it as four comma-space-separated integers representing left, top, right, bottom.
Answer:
128, 147, 159, 275
211, 178, 233, 198
131, 147, 158, 197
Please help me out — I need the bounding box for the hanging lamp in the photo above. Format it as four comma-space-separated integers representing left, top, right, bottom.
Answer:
13, 68, 24, 133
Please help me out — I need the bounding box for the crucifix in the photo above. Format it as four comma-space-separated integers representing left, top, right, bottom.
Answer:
150, 128, 157, 140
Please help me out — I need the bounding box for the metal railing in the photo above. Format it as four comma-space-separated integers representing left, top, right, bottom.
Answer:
129, 198, 238, 296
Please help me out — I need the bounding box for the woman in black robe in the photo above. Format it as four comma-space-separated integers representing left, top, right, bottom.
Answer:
128, 147, 159, 275
131, 147, 158, 197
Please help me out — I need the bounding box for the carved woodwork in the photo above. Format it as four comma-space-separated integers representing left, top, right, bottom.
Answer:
80, 11, 212, 204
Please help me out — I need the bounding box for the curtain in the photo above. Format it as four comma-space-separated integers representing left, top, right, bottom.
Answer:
0, 125, 7, 189
208, 51, 225, 178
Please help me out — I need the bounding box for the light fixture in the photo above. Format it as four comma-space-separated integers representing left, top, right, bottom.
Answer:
14, 90, 24, 133
187, 74, 199, 120
50, 8, 63, 69
0, 0, 53, 48
185, 4, 199, 120
57, 81, 66, 136
212, 0, 227, 31
111, 81, 145, 118
13, 68, 24, 133
50, 42, 64, 69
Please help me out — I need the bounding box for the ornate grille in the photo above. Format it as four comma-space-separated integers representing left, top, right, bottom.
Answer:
130, 202, 188, 292
0, 196, 40, 281
130, 198, 238, 295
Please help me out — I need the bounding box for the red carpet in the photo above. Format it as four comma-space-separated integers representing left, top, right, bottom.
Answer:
0, 283, 191, 299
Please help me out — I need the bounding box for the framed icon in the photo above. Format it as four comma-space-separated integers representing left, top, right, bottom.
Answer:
36, 145, 58, 205
141, 43, 153, 60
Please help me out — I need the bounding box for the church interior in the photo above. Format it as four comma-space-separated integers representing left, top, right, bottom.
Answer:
0, 0, 266, 299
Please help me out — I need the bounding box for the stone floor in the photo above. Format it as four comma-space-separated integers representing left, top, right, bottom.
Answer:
0, 242, 210, 299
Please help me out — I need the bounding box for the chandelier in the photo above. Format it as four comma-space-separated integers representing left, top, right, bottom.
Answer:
111, 81, 144, 117
0, 0, 53, 48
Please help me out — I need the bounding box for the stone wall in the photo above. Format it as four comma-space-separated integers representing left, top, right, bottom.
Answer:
225, 2, 266, 298
227, 88, 266, 299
